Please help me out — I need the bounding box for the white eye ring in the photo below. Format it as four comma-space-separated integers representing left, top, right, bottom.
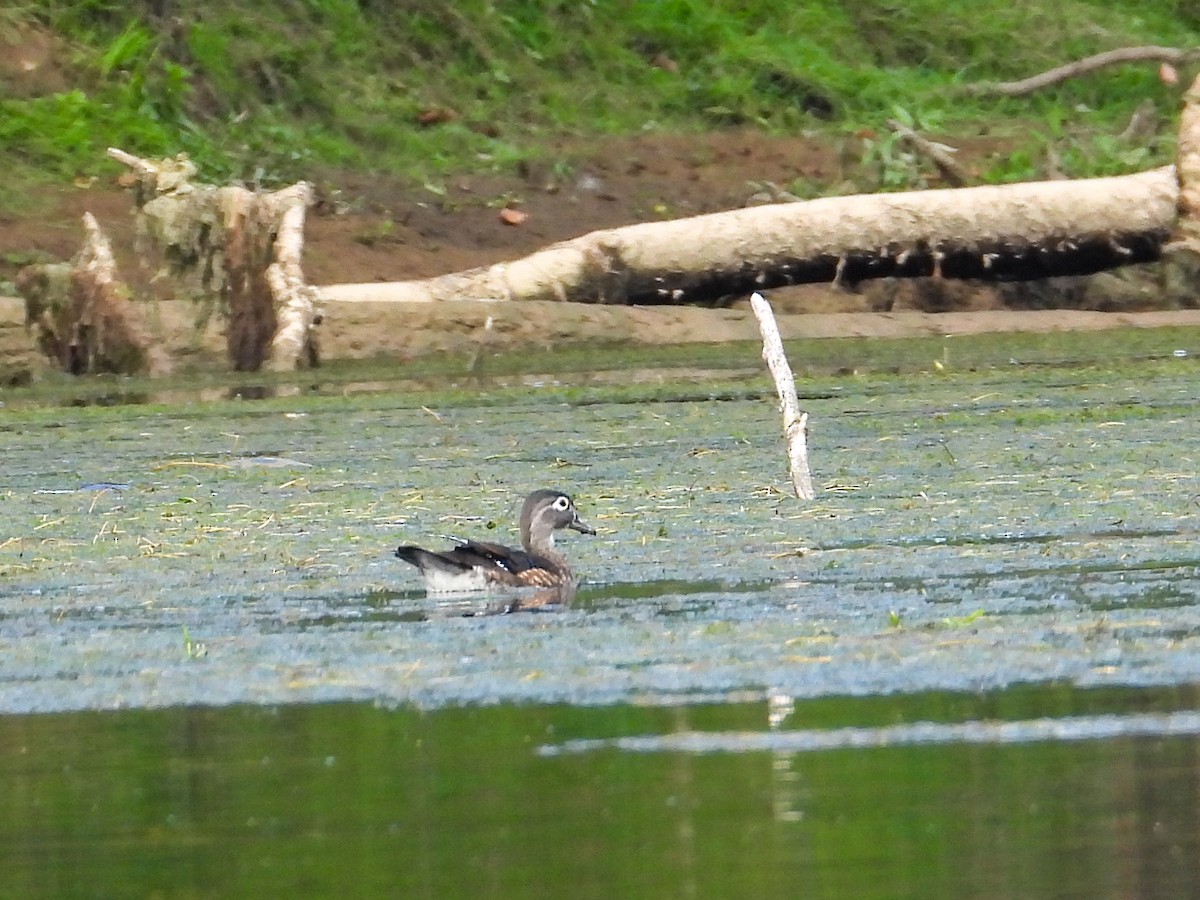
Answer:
552, 495, 570, 511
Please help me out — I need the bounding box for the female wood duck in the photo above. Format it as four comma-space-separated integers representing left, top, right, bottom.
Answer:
395, 489, 595, 594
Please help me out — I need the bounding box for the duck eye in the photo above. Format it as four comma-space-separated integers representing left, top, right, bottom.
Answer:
552, 495, 570, 511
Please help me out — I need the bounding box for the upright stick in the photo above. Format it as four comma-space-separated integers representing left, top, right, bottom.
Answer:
749, 291, 814, 499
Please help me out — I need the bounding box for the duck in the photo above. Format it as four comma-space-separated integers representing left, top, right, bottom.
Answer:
394, 489, 595, 594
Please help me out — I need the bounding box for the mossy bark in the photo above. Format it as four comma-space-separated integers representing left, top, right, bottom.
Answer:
109, 149, 319, 372
18, 214, 166, 375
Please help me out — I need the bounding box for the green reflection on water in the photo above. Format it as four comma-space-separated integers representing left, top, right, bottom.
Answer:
2, 685, 1199, 899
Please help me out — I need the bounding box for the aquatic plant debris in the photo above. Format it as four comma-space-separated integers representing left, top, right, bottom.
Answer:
0, 340, 1199, 713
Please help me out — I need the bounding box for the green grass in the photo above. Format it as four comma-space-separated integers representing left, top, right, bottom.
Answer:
1, 0, 1196, 188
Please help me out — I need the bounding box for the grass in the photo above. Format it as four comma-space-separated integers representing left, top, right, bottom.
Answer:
1, 0, 1196, 189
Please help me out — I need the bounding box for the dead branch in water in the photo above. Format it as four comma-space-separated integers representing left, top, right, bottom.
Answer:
749, 291, 814, 500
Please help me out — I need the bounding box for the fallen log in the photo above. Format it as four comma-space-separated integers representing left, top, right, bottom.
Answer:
325, 71, 1200, 311
321, 167, 1176, 308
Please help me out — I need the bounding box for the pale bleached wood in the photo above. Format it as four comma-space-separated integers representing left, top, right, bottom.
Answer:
19, 213, 166, 374
749, 291, 814, 500
320, 167, 1177, 307
1159, 73, 1200, 301
1175, 78, 1200, 247
264, 182, 322, 371
74, 212, 164, 373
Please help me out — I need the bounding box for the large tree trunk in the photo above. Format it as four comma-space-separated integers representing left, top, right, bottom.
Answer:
320, 167, 1176, 308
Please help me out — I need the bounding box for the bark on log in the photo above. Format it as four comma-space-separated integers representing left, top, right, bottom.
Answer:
321, 168, 1176, 308
968, 46, 1197, 97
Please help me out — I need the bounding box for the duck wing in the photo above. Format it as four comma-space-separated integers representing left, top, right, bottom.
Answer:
395, 539, 560, 587
458, 540, 560, 579
458, 540, 527, 566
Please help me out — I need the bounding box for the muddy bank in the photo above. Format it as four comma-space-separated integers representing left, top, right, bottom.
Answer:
6, 293, 1200, 377
3, 129, 1197, 377
312, 300, 1200, 360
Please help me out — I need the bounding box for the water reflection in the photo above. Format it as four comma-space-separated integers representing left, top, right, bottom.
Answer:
0, 686, 1198, 898
357, 579, 771, 623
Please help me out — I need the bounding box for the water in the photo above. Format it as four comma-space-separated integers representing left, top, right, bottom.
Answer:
1, 688, 1198, 899
3, 331, 1200, 896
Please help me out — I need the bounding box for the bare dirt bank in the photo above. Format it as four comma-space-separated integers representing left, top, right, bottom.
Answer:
3, 131, 1198, 378
6, 294, 1200, 380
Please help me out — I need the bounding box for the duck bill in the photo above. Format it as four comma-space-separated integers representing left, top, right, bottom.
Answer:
570, 516, 597, 536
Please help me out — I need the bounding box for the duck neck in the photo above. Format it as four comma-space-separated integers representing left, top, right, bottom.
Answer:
523, 526, 570, 574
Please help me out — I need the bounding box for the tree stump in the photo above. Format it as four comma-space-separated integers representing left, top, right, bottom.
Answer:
108, 148, 320, 371
19, 213, 166, 375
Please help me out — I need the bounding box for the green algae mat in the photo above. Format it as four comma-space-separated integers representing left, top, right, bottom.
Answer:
4, 328, 1200, 899
1, 328, 1199, 713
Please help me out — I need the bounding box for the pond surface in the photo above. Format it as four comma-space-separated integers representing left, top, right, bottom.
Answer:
2, 328, 1200, 896
3, 688, 1200, 899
